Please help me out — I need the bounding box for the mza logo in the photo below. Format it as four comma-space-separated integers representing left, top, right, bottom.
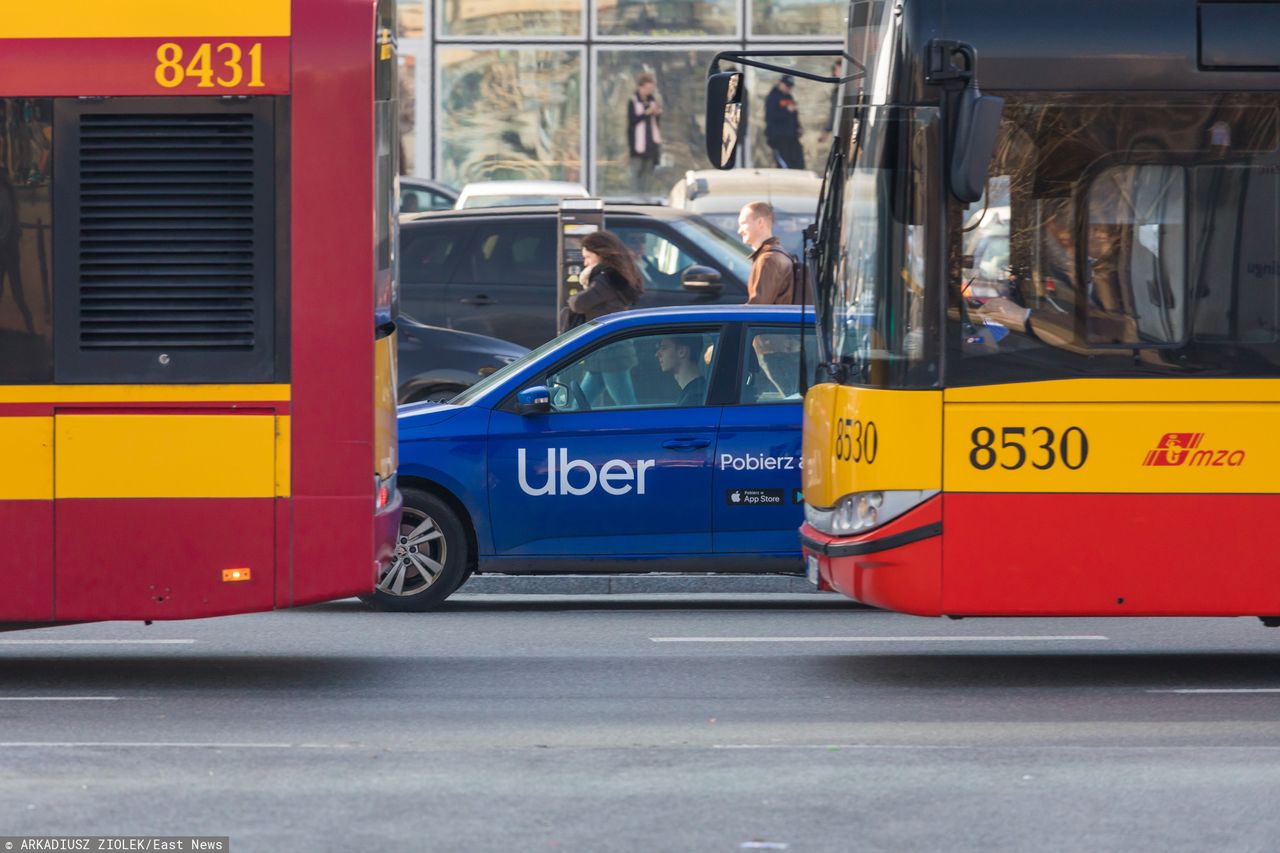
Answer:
1142, 433, 1245, 467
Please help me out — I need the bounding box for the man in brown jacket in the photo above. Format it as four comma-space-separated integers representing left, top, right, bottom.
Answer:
737, 201, 795, 304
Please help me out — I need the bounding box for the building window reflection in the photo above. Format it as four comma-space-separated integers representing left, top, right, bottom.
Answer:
596, 0, 738, 37
438, 48, 583, 186
440, 0, 583, 37
751, 0, 846, 38
746, 54, 840, 175
595, 48, 728, 197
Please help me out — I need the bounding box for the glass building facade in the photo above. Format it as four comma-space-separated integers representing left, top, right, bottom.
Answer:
398, 0, 845, 195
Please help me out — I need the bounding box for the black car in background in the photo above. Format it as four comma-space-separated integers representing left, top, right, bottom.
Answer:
398, 204, 754, 348
395, 314, 528, 404
399, 177, 458, 213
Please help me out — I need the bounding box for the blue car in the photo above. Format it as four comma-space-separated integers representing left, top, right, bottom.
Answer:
373, 306, 816, 611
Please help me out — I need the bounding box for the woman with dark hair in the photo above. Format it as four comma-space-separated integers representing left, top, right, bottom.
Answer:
566, 230, 645, 406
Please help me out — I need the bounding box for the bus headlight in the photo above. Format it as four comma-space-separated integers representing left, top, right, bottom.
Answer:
805, 489, 939, 537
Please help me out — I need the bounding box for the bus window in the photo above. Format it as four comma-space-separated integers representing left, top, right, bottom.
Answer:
951, 96, 1280, 383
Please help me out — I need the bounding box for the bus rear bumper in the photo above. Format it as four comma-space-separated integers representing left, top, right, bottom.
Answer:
799, 495, 944, 615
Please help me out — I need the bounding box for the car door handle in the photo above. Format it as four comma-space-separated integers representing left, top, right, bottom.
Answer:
662, 438, 711, 450
459, 295, 495, 306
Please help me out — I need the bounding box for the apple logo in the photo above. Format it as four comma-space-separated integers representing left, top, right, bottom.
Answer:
731, 491, 742, 504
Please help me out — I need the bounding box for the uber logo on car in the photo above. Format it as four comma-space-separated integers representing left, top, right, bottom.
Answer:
518, 448, 656, 496
727, 488, 784, 506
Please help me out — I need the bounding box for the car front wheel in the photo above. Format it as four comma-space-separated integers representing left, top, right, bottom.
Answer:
367, 487, 470, 612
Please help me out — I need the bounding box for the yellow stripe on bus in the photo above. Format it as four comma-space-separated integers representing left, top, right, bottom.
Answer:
944, 378, 1280, 404
803, 384, 942, 508
944, 401, 1278, 494
0, 385, 289, 403
0, 1, 290, 38
55, 414, 284, 499
0, 418, 53, 500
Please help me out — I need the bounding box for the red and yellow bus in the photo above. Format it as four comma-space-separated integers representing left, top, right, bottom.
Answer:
0, 0, 401, 625
710, 0, 1280, 620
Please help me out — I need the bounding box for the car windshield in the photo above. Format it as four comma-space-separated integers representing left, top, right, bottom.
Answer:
700, 211, 813, 257
668, 215, 752, 282
447, 321, 599, 406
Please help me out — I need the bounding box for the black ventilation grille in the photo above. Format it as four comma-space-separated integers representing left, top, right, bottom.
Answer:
54, 98, 277, 383
78, 114, 256, 350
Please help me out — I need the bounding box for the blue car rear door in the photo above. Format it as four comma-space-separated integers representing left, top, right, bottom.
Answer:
712, 322, 815, 555
486, 325, 726, 557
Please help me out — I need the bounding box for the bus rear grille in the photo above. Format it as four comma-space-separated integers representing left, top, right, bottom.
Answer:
77, 114, 258, 350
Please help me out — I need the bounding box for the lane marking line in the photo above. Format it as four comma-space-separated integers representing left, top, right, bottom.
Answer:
0, 697, 124, 701
650, 635, 1109, 643
0, 639, 196, 645
0, 737, 350, 742
1148, 688, 1280, 694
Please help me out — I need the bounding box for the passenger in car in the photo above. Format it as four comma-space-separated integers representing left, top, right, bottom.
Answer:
656, 335, 708, 406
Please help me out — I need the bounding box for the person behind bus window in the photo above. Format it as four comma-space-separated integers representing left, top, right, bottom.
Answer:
567, 230, 645, 406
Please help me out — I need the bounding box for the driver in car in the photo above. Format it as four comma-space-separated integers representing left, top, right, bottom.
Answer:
656, 335, 708, 406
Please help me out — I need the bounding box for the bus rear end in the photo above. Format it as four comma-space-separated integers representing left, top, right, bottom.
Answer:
0, 0, 399, 625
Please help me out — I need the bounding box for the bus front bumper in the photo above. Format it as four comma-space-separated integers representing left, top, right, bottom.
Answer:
799, 494, 944, 615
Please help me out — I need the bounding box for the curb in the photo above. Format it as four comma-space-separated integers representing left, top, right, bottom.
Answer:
457, 573, 828, 595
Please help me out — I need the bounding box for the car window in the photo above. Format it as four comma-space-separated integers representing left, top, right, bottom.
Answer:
612, 226, 701, 293
545, 329, 722, 411
740, 325, 817, 404
668, 216, 753, 284
400, 224, 468, 283
400, 188, 453, 213
453, 222, 555, 286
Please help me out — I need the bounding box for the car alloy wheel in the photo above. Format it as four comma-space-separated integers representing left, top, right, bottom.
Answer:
379, 506, 448, 598
366, 487, 471, 612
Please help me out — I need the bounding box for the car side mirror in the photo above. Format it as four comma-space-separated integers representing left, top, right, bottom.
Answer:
681, 265, 723, 295
516, 385, 551, 416
704, 71, 745, 170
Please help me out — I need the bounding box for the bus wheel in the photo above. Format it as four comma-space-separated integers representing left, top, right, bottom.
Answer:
367, 488, 469, 612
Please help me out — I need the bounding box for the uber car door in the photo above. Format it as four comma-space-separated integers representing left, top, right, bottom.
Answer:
487, 327, 725, 558
712, 323, 814, 555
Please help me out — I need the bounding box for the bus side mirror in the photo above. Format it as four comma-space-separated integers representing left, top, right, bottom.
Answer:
517, 385, 551, 415
705, 71, 746, 170
950, 88, 1004, 203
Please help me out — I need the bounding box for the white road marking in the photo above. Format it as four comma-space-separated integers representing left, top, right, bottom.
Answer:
1148, 688, 1280, 694
0, 737, 353, 742
0, 639, 195, 645
0, 697, 124, 701
650, 635, 1108, 643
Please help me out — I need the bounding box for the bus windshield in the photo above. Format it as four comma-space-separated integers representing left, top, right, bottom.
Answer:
951, 94, 1280, 385
815, 106, 941, 388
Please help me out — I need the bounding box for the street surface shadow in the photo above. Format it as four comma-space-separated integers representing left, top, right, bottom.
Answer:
0, 655, 390, 691
304, 597, 870, 614
818, 652, 1280, 690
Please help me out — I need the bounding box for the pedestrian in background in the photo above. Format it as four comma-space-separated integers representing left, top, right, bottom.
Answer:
737, 201, 796, 305
566, 230, 645, 405
765, 74, 804, 169
627, 72, 663, 193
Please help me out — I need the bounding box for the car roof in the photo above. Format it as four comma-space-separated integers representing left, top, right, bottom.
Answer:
457, 180, 588, 197
400, 202, 697, 225
591, 305, 814, 327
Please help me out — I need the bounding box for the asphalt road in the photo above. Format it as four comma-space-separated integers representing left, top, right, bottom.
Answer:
2, 595, 1280, 852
